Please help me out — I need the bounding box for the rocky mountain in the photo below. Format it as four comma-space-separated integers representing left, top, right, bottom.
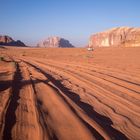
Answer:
37, 36, 75, 48
89, 27, 140, 47
0, 35, 26, 46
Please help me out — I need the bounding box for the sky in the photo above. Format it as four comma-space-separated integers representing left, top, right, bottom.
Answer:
0, 0, 140, 47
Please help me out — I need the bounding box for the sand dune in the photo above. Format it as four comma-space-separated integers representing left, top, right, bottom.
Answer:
0, 47, 140, 140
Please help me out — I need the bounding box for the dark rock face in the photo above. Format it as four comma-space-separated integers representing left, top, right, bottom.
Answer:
0, 35, 26, 47
37, 36, 75, 48
89, 27, 140, 47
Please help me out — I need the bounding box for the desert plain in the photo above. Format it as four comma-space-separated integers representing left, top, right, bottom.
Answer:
0, 46, 140, 140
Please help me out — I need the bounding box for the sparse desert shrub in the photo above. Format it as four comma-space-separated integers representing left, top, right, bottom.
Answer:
0, 56, 4, 61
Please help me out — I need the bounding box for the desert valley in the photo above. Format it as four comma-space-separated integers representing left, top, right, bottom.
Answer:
0, 27, 140, 140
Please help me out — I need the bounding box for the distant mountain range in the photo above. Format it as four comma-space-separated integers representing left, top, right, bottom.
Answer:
0, 35, 26, 47
89, 27, 140, 47
1, 27, 140, 48
37, 36, 75, 48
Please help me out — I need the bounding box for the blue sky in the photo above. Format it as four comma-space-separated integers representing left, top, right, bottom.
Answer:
0, 0, 140, 46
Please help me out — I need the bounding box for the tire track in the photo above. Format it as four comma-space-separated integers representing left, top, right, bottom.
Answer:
0, 61, 15, 139
23, 59, 129, 140
37, 59, 140, 96
27, 67, 57, 140
31, 59, 140, 116
3, 62, 22, 140
22, 58, 140, 139
26, 61, 98, 140
3, 61, 44, 140
32, 58, 140, 83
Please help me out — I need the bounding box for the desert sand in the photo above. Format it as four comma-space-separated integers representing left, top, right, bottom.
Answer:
0, 46, 140, 140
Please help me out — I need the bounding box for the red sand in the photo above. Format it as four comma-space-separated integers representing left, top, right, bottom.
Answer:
0, 47, 140, 140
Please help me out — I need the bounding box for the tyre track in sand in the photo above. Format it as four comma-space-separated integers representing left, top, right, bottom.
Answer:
22, 58, 130, 140
28, 59, 140, 116
2, 61, 43, 140
22, 57, 140, 140
3, 62, 22, 140
22, 60, 99, 140
1, 57, 104, 140
34, 59, 140, 113
35, 59, 140, 101
0, 59, 15, 139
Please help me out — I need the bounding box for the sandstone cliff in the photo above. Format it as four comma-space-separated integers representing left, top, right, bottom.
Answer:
37, 36, 75, 48
89, 27, 140, 47
0, 35, 26, 46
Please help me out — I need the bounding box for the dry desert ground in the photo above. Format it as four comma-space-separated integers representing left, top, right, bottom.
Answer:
0, 46, 140, 140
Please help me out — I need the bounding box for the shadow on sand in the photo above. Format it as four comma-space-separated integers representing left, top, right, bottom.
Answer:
26, 62, 129, 140
0, 62, 129, 140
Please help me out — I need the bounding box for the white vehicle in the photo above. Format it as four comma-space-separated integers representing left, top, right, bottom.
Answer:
87, 47, 94, 51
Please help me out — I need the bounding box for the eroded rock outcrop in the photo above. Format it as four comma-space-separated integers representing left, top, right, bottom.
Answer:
0, 35, 26, 46
89, 27, 140, 47
37, 36, 75, 48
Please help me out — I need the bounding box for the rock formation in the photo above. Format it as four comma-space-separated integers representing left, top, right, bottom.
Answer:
37, 36, 75, 48
89, 27, 140, 47
0, 35, 26, 46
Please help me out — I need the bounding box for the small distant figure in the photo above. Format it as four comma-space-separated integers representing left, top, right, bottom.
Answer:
87, 46, 94, 58
87, 47, 94, 51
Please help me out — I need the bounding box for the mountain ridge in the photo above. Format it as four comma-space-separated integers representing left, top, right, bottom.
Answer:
0, 35, 26, 47
37, 36, 75, 48
89, 27, 140, 47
